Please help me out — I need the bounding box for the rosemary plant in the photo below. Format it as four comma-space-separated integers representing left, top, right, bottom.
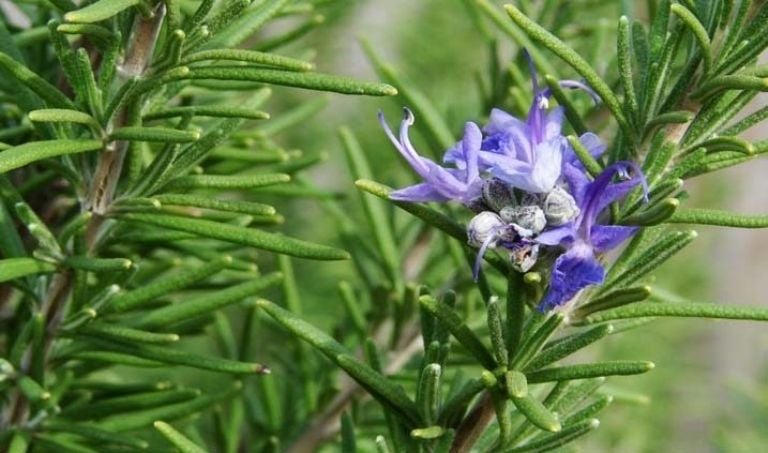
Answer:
1, 0, 768, 452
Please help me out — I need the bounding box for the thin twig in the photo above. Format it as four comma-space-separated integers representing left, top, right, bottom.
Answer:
87, 3, 166, 216
450, 392, 496, 453
3, 4, 167, 433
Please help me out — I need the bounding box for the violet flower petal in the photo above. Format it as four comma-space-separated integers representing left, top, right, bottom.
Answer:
538, 242, 605, 312
590, 224, 638, 253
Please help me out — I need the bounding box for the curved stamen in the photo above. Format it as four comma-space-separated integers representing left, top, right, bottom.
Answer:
398, 108, 424, 167
558, 80, 601, 105
523, 49, 540, 96
473, 227, 501, 281
378, 109, 430, 177
522, 49, 547, 144
378, 110, 402, 152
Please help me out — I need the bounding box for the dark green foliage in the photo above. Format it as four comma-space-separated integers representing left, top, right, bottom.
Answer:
2, 1, 768, 452
0, 1, 393, 451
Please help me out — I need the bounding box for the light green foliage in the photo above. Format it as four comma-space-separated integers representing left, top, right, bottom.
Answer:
1, 1, 768, 452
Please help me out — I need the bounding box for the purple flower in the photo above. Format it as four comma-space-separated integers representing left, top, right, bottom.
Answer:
478, 106, 566, 193
448, 53, 599, 194
379, 108, 483, 206
536, 162, 648, 311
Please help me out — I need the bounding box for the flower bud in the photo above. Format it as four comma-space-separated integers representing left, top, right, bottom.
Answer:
519, 192, 541, 207
466, 196, 490, 214
543, 186, 580, 226
467, 211, 504, 247
498, 205, 546, 234
482, 178, 516, 212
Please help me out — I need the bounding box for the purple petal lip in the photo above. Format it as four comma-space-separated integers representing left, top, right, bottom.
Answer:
537, 161, 648, 310
538, 241, 604, 312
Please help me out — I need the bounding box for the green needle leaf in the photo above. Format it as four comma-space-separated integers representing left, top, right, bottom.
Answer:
526, 361, 655, 383
341, 413, 356, 453
525, 324, 614, 371
152, 194, 276, 216
670, 4, 713, 75
567, 135, 602, 177
28, 108, 100, 129
0, 52, 75, 108
119, 213, 350, 260
56, 23, 115, 42
623, 178, 683, 216
361, 39, 455, 150
685, 136, 755, 155
603, 230, 697, 291
355, 180, 464, 238
574, 286, 652, 318
144, 105, 270, 121
510, 313, 564, 370
723, 105, 768, 136
668, 208, 768, 228
109, 127, 201, 143
509, 392, 561, 433
71, 351, 164, 367
561, 395, 612, 426
18, 375, 49, 403
410, 426, 445, 440
64, 0, 140, 23
78, 323, 180, 344
340, 128, 402, 291
185, 67, 397, 96
505, 370, 528, 398
580, 302, 768, 323
0, 257, 56, 282
474, 0, 558, 77
0, 189, 27, 259
181, 49, 313, 71
487, 297, 508, 368
208, 0, 292, 47
84, 337, 269, 374
154, 421, 207, 453
63, 256, 132, 272
643, 111, 694, 137
546, 378, 606, 419
253, 97, 326, 137
43, 422, 149, 449
693, 75, 768, 99
58, 388, 200, 419
419, 295, 497, 370
438, 378, 485, 426
106, 256, 230, 313
135, 273, 283, 329
617, 16, 639, 124
163, 173, 290, 191
619, 198, 679, 226
95, 384, 240, 432
506, 419, 599, 452
256, 299, 422, 425
416, 363, 442, 425
7, 432, 29, 453
503, 4, 633, 145
0, 140, 102, 174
